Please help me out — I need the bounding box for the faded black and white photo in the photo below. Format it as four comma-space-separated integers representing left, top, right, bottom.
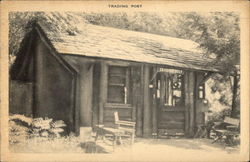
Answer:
1, 1, 249, 161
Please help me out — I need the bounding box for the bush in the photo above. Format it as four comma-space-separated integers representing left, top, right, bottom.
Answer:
9, 114, 67, 145
28, 117, 66, 138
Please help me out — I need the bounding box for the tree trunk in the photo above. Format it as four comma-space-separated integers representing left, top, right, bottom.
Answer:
231, 75, 238, 118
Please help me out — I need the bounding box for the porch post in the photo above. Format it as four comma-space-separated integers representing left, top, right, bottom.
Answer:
99, 61, 107, 124
152, 67, 158, 136
79, 64, 93, 127
188, 72, 195, 136
136, 65, 144, 137
143, 64, 151, 137
184, 72, 190, 136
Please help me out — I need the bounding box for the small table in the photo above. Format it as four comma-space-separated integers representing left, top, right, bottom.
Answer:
95, 125, 125, 151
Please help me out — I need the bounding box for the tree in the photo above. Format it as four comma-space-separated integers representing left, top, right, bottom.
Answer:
172, 12, 240, 117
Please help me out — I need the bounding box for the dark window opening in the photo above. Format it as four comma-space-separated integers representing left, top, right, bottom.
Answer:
157, 71, 184, 107
107, 66, 130, 104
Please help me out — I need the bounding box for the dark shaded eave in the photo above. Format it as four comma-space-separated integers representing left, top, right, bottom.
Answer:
60, 52, 222, 73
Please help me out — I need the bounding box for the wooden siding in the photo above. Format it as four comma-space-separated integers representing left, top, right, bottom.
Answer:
158, 111, 185, 129
34, 37, 76, 133
9, 81, 33, 116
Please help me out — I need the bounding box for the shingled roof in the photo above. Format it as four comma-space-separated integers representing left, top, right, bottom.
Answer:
36, 21, 222, 72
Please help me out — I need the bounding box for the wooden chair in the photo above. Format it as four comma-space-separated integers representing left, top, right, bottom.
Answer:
114, 111, 136, 144
212, 116, 240, 145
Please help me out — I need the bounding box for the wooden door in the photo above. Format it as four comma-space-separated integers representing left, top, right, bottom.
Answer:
156, 71, 185, 136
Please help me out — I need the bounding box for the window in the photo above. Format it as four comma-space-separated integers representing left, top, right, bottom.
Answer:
157, 72, 184, 107
107, 66, 130, 104
198, 84, 205, 99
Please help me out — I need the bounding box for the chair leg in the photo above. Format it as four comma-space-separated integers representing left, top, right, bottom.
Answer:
113, 135, 117, 151
118, 135, 123, 145
131, 132, 135, 145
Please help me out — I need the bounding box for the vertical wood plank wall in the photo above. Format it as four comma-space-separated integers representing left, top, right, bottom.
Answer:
34, 38, 76, 133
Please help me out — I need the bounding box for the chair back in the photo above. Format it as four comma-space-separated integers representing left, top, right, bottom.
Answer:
224, 117, 240, 126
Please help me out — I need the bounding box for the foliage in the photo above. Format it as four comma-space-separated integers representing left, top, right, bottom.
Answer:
9, 114, 67, 145
9, 12, 85, 59
207, 108, 232, 123
82, 12, 172, 36
173, 12, 240, 74
29, 117, 66, 138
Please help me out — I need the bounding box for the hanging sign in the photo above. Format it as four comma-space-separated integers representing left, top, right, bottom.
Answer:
158, 67, 183, 74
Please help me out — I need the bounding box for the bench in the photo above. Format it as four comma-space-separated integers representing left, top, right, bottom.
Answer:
94, 125, 125, 151
212, 117, 240, 145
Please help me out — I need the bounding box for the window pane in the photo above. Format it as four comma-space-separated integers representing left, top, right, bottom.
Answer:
107, 66, 129, 104
109, 76, 125, 85
109, 66, 126, 76
108, 86, 125, 103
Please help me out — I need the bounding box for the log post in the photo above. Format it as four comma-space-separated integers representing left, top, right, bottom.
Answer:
188, 72, 195, 137
79, 64, 93, 127
131, 68, 137, 122
152, 67, 158, 136
74, 69, 80, 135
143, 64, 151, 137
184, 72, 190, 136
99, 62, 107, 124
92, 63, 101, 127
136, 65, 143, 137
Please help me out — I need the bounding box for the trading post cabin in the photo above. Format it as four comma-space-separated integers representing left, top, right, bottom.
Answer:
10, 20, 222, 138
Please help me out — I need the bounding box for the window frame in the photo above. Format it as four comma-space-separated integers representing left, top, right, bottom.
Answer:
107, 65, 131, 105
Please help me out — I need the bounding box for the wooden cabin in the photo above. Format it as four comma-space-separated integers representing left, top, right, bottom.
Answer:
10, 21, 223, 138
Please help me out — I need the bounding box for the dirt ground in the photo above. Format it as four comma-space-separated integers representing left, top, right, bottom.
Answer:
10, 136, 239, 153
110, 138, 240, 161
115, 138, 239, 153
